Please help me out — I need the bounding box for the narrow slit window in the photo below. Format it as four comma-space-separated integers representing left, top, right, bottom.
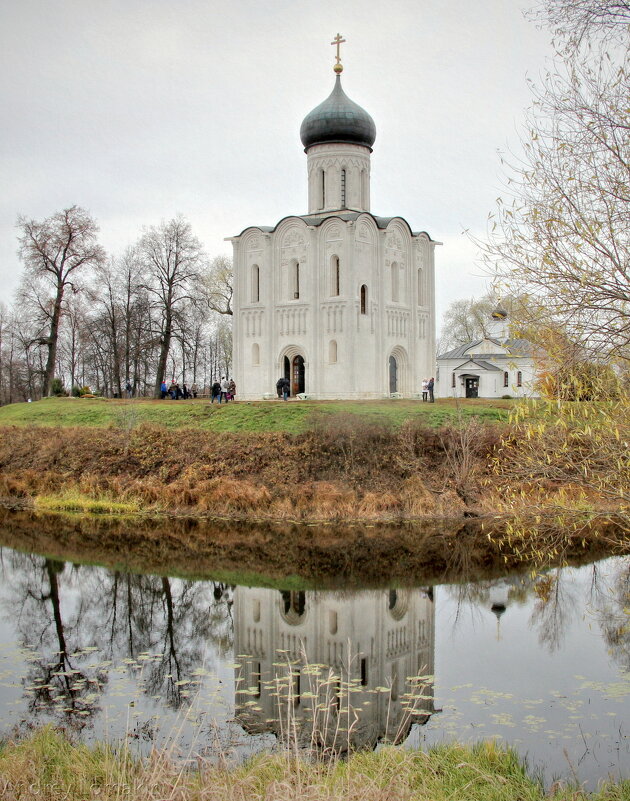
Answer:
360, 284, 368, 315
517, 371, 522, 387
503, 371, 509, 388
360, 657, 368, 687
331, 256, 340, 296
341, 169, 346, 207
251, 264, 260, 303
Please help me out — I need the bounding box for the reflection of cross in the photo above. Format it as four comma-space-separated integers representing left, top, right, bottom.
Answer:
331, 33, 346, 65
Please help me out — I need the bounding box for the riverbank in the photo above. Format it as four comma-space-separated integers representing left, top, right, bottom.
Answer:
1, 507, 628, 588
1, 727, 628, 801
0, 397, 626, 525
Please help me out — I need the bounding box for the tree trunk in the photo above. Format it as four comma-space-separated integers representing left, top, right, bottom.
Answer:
154, 319, 172, 398
43, 292, 63, 397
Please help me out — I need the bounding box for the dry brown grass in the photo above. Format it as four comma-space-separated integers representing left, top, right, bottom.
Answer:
8, 416, 617, 523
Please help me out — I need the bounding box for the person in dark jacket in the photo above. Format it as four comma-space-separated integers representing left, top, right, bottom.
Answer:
211, 381, 221, 403
427, 377, 435, 403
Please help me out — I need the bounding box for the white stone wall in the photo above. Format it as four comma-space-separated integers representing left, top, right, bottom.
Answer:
233, 587, 435, 748
231, 213, 437, 400
436, 356, 539, 399
306, 143, 371, 213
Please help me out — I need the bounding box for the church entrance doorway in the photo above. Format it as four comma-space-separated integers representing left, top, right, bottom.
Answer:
389, 356, 397, 393
291, 355, 305, 395
465, 377, 479, 398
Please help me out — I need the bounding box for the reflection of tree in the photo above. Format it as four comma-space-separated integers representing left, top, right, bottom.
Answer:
589, 558, 630, 671
75, 571, 234, 709
3, 555, 106, 731
1, 549, 235, 727
530, 569, 578, 653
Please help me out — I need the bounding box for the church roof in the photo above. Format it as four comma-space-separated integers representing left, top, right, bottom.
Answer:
453, 359, 503, 372
300, 75, 376, 151
437, 338, 534, 360
231, 212, 435, 240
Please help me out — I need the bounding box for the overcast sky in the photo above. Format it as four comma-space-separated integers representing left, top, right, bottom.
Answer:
0, 0, 556, 326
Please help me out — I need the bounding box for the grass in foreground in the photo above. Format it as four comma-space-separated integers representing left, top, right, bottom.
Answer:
0, 396, 511, 433
34, 490, 140, 515
1, 727, 628, 801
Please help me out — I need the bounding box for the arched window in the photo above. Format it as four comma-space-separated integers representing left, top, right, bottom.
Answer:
517, 371, 522, 387
503, 371, 509, 388
391, 262, 399, 302
320, 169, 325, 209
331, 255, 340, 296
280, 590, 306, 624
340, 168, 346, 207
360, 284, 368, 314
329, 339, 337, 363
329, 610, 338, 635
417, 267, 423, 306
290, 260, 300, 300
251, 264, 260, 303
252, 343, 260, 365
451, 372, 456, 388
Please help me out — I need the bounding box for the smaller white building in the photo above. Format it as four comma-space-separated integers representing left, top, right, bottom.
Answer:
436, 310, 539, 399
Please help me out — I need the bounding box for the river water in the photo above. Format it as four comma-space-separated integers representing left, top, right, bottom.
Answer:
0, 527, 628, 790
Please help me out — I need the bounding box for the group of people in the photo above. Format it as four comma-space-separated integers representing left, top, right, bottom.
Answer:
276, 376, 291, 400
421, 377, 435, 402
210, 376, 236, 403
160, 380, 199, 400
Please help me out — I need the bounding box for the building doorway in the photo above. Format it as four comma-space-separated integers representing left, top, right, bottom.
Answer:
291, 355, 305, 395
389, 355, 397, 393
465, 377, 479, 398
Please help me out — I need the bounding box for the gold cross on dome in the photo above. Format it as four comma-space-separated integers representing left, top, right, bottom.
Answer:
331, 33, 346, 67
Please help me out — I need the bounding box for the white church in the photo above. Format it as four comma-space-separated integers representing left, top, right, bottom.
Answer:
229, 37, 437, 400
233, 586, 435, 750
436, 308, 540, 399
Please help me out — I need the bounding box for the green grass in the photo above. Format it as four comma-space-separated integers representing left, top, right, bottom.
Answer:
34, 490, 141, 515
0, 396, 511, 433
1, 727, 628, 800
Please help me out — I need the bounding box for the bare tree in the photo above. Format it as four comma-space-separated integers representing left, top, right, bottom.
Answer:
202, 255, 233, 316
483, 45, 630, 363
16, 206, 105, 396
438, 294, 497, 353
528, 0, 630, 52
137, 217, 205, 397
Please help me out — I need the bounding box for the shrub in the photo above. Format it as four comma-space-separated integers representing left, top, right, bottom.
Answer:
50, 377, 66, 397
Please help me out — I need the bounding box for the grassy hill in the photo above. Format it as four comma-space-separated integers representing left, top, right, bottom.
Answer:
0, 396, 511, 433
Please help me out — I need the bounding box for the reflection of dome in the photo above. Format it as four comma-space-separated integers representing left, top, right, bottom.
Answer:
300, 76, 377, 151
491, 603, 507, 619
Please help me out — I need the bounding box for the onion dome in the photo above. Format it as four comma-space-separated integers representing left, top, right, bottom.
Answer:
300, 75, 377, 151
491, 307, 508, 320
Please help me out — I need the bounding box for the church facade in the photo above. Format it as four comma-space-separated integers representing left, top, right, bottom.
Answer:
228, 44, 437, 399
436, 309, 540, 399
233, 586, 435, 750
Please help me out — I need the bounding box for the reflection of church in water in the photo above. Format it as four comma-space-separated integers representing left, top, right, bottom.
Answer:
233, 587, 435, 750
